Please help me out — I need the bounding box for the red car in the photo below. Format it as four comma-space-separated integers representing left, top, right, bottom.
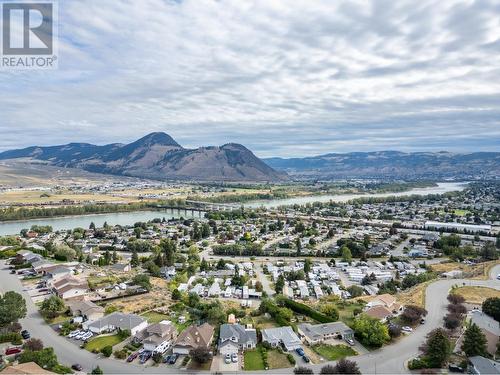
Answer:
5, 347, 22, 355
126, 352, 139, 362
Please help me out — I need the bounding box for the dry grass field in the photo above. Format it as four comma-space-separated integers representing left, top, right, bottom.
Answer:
453, 286, 500, 305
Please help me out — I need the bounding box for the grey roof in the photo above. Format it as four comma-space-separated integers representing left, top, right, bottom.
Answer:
87, 312, 145, 331
469, 356, 500, 374
298, 322, 353, 341
261, 326, 301, 347
219, 324, 257, 345
470, 311, 500, 336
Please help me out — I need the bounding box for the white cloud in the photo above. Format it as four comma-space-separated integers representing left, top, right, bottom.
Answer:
1, 0, 500, 157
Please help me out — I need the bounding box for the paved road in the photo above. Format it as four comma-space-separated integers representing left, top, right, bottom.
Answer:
1, 261, 499, 374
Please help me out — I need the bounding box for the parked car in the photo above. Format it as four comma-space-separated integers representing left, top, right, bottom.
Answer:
139, 351, 152, 364
402, 326, 413, 332
71, 364, 83, 371
231, 353, 238, 363
420, 318, 426, 324
10, 269, 16, 274
68, 330, 81, 338
295, 347, 305, 356
302, 355, 310, 363
127, 352, 139, 362
224, 353, 231, 364
346, 338, 355, 346
21, 330, 30, 339
5, 347, 22, 355
163, 355, 172, 364
81, 332, 93, 341
168, 353, 179, 364
448, 364, 465, 373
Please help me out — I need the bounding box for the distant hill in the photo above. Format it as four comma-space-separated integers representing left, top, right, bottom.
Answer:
0, 133, 287, 182
264, 151, 500, 179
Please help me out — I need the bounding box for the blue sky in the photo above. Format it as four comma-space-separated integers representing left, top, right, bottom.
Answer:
1, 0, 500, 157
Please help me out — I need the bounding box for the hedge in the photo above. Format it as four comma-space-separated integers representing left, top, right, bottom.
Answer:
280, 298, 335, 323
0, 332, 22, 344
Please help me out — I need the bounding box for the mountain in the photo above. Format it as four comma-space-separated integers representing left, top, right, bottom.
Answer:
0, 133, 286, 182
264, 151, 500, 179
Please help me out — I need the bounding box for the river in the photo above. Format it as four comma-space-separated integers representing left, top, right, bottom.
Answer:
0, 182, 467, 236
0, 208, 203, 236
244, 182, 467, 208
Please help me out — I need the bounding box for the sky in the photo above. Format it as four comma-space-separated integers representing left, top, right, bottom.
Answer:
1, 0, 500, 158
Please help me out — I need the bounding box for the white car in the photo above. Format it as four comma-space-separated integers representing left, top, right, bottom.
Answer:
74, 332, 86, 340
68, 330, 81, 338
224, 354, 231, 364
496, 274, 500, 280
81, 332, 93, 340
402, 326, 413, 332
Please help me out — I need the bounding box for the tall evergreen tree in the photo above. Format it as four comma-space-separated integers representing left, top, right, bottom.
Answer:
461, 323, 488, 357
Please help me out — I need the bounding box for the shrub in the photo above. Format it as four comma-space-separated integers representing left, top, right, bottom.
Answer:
447, 294, 465, 305
408, 357, 429, 370
182, 356, 190, 366
101, 346, 113, 357
287, 353, 296, 365
294, 366, 314, 374
0, 332, 22, 344
114, 349, 127, 359
117, 329, 131, 340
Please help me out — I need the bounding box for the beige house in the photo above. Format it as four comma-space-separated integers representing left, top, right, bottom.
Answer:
172, 323, 214, 355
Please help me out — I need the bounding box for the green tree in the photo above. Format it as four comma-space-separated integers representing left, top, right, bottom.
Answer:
172, 289, 182, 300
481, 242, 498, 260
160, 238, 176, 266
91, 366, 103, 374
320, 304, 340, 321
303, 258, 312, 273
19, 348, 58, 370
423, 328, 451, 368
482, 297, 500, 322
133, 274, 152, 291
40, 296, 65, 319
461, 323, 488, 357
341, 246, 352, 262
0, 291, 26, 326
330, 358, 361, 374
275, 274, 285, 294
130, 250, 139, 267
352, 315, 390, 348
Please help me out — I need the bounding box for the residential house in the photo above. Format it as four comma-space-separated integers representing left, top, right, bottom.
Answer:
468, 356, 500, 375
50, 276, 88, 300
134, 320, 177, 354
297, 322, 354, 345
172, 323, 215, 355
261, 326, 302, 351
1, 362, 56, 374
83, 312, 148, 335
365, 293, 402, 314
364, 305, 393, 322
66, 299, 104, 322
218, 324, 257, 355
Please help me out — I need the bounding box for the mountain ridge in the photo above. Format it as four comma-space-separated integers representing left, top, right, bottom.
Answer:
0, 133, 286, 182
263, 151, 500, 179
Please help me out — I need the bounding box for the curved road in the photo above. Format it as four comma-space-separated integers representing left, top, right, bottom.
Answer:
1, 262, 499, 374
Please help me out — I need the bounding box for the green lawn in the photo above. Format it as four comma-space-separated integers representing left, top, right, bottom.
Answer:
337, 304, 364, 326
84, 334, 123, 352
268, 350, 292, 369
140, 311, 170, 324
244, 349, 265, 371
312, 344, 357, 361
